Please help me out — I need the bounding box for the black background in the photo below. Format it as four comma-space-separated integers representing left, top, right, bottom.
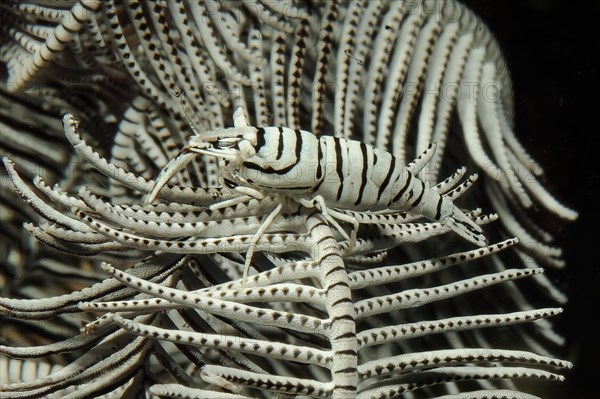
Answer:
461, 1, 599, 397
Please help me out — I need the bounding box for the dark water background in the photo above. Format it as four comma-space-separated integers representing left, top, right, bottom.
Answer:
462, 1, 599, 397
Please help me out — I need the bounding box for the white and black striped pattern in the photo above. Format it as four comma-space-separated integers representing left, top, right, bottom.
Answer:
0, 1, 578, 398
164, 114, 486, 247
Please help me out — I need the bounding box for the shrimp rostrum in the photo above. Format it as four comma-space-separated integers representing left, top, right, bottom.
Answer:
148, 106, 487, 280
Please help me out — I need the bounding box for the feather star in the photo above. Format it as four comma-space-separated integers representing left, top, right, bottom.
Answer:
0, 1, 577, 398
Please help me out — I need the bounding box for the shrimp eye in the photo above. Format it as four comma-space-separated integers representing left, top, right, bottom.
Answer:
238, 140, 256, 159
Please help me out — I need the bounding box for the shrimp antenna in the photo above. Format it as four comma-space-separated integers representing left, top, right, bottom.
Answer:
145, 148, 197, 204
175, 88, 202, 137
